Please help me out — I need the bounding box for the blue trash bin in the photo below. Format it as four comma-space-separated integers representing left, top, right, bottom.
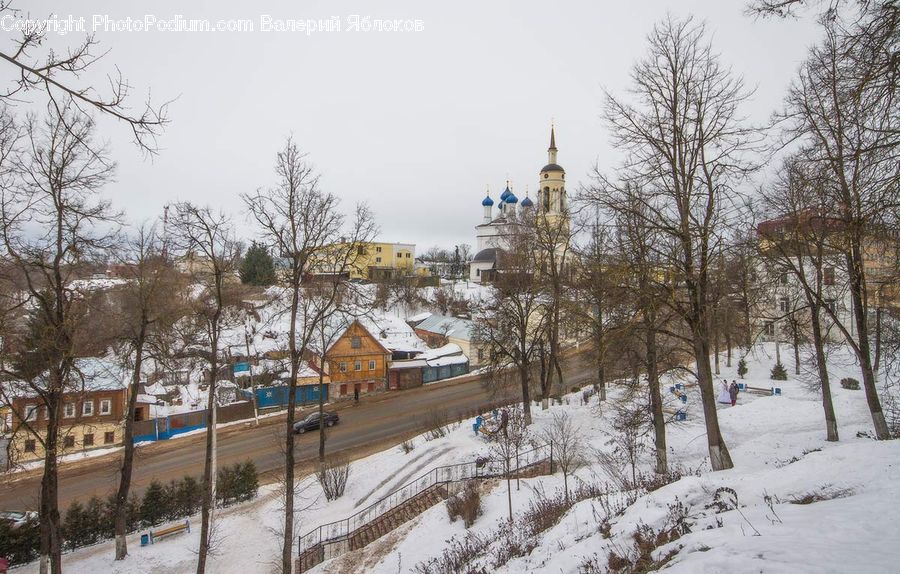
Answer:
140, 533, 150, 547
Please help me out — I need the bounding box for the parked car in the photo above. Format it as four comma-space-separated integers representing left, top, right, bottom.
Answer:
293, 411, 339, 434
0, 510, 37, 529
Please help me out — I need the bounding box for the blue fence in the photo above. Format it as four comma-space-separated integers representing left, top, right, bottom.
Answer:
242, 385, 328, 409
422, 362, 469, 384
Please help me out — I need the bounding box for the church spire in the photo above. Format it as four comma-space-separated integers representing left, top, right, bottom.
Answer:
548, 123, 558, 164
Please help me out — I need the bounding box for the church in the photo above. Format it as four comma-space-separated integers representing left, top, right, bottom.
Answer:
469, 126, 570, 282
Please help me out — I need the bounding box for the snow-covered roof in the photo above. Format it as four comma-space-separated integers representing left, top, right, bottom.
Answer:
358, 314, 427, 353
3, 355, 129, 399
408, 312, 432, 323
415, 314, 474, 342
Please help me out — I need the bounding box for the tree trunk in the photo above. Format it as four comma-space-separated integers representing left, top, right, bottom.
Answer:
39, 394, 62, 574
792, 320, 801, 376
197, 333, 219, 574
115, 331, 145, 560
519, 364, 532, 426
597, 324, 607, 402
692, 328, 733, 471
646, 323, 667, 474
282, 280, 302, 574
874, 303, 882, 378
809, 303, 838, 441
725, 331, 732, 368
713, 311, 721, 376
318, 369, 327, 462
846, 248, 890, 439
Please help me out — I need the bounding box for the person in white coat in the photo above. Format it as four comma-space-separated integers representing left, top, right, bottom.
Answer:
717, 380, 732, 404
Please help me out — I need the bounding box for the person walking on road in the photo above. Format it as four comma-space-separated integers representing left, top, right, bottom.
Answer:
729, 381, 739, 407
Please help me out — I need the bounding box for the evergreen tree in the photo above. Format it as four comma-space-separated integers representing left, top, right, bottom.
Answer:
175, 475, 202, 516
737, 358, 748, 379
238, 460, 259, 502
140, 480, 168, 526
84, 496, 105, 545
771, 362, 788, 381
239, 241, 277, 286
62, 500, 87, 550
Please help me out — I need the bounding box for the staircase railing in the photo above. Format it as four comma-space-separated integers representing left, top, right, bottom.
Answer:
298, 442, 552, 555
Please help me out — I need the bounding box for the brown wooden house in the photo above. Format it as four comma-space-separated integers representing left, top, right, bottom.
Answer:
308, 320, 391, 400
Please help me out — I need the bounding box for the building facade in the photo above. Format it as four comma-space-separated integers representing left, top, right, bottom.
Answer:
471, 126, 570, 282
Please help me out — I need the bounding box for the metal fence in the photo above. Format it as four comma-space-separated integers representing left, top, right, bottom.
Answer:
297, 443, 552, 555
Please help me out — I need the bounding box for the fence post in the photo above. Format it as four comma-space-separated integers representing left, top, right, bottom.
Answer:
549, 441, 554, 474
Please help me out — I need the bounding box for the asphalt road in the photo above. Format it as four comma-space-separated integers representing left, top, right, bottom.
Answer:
0, 351, 597, 512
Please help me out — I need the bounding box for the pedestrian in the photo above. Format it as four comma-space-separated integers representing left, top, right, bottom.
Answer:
717, 380, 731, 404
729, 381, 739, 407
0, 555, 9, 574
354, 386, 359, 403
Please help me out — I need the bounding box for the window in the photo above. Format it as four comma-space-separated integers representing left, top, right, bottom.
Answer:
354, 361, 362, 371
779, 297, 790, 313
339, 384, 347, 396
104, 431, 115, 444
82, 401, 94, 417
406, 253, 410, 258
24, 405, 38, 422
824, 266, 835, 286
63, 435, 75, 448
64, 402, 75, 418
764, 321, 775, 337
477, 348, 485, 361
367, 382, 375, 393
825, 299, 836, 314
338, 362, 347, 373
83, 433, 94, 447
376, 246, 382, 253
24, 440, 35, 453
100, 399, 112, 415
357, 245, 365, 255
780, 273, 789, 285
376, 257, 382, 263
351, 336, 361, 349
368, 359, 376, 370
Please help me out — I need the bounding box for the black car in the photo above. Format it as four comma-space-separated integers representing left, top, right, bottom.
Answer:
293, 411, 339, 434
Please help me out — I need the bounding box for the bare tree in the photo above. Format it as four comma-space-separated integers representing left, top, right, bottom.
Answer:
0, 1, 168, 153
528, 199, 579, 406
774, 11, 898, 439
0, 108, 118, 573
542, 411, 585, 504
472, 216, 549, 425
111, 224, 185, 559
243, 137, 376, 573
168, 203, 241, 574
488, 405, 529, 519
592, 17, 760, 470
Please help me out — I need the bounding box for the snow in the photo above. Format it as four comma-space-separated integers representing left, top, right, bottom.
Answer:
26, 343, 900, 574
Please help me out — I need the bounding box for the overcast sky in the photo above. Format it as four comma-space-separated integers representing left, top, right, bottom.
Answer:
9, 1, 821, 251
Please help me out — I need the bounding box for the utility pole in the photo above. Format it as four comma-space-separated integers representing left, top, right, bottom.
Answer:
244, 319, 260, 425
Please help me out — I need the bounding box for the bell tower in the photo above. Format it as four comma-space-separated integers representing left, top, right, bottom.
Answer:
538, 124, 567, 217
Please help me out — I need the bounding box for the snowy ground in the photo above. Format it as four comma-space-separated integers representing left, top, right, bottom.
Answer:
24, 343, 900, 573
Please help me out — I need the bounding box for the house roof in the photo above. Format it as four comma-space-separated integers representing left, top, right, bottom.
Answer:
415, 314, 474, 342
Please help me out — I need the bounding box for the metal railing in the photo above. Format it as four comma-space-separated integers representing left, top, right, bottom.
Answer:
298, 443, 552, 555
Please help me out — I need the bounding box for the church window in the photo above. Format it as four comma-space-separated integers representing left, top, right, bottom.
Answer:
543, 173, 549, 179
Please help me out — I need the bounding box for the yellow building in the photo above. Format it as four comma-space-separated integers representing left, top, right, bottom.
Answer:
313, 241, 417, 281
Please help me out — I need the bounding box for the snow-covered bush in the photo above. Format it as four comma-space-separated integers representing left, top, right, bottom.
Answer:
446, 480, 482, 527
